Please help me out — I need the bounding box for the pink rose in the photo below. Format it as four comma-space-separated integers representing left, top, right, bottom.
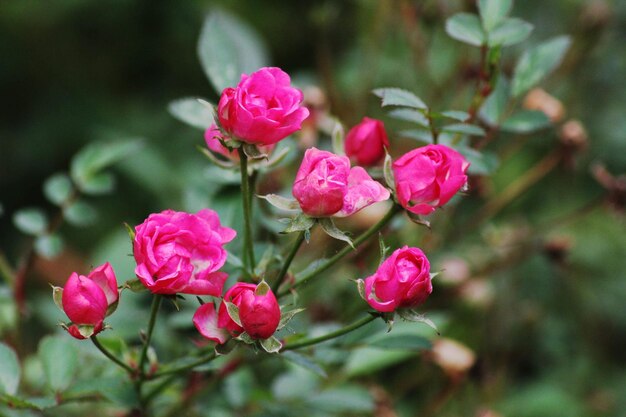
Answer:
292, 148, 390, 217
345, 117, 389, 166
61, 262, 118, 339
193, 302, 228, 345
213, 282, 281, 341
393, 144, 469, 215
133, 209, 236, 296
363, 246, 432, 313
217, 67, 310, 145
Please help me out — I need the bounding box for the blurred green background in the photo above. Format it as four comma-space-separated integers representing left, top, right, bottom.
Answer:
1, 0, 625, 416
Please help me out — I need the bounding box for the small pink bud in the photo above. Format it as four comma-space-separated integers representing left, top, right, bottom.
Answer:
238, 286, 281, 340
345, 117, 389, 166
217, 282, 257, 336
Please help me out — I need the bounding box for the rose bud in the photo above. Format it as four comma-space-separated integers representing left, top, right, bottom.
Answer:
363, 246, 432, 313
216, 282, 280, 340
60, 262, 118, 339
217, 67, 310, 146
393, 144, 469, 216
345, 117, 389, 166
292, 147, 390, 217
133, 209, 236, 296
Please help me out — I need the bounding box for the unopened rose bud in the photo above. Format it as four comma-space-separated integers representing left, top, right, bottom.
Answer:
431, 338, 476, 377
345, 117, 390, 166
60, 262, 118, 339
239, 284, 281, 340
523, 88, 565, 123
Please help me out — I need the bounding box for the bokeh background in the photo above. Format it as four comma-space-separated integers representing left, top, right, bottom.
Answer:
1, 1, 625, 416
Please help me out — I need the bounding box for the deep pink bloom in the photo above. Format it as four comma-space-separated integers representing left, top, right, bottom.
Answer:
215, 282, 281, 340
193, 302, 229, 345
217, 67, 310, 145
292, 148, 390, 217
345, 117, 389, 166
363, 246, 432, 313
133, 209, 236, 296
61, 262, 118, 339
393, 144, 469, 215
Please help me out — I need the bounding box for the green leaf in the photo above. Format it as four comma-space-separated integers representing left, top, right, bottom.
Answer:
198, 146, 236, 169
387, 108, 429, 127
64, 200, 98, 226
259, 336, 282, 353
478, 0, 512, 32
441, 123, 486, 136
397, 310, 440, 334
400, 129, 433, 144
281, 351, 327, 378
307, 386, 374, 413
368, 334, 432, 351
0, 343, 20, 395
512, 36, 571, 97
0, 394, 55, 410
318, 218, 353, 248
445, 13, 486, 47
51, 286, 63, 311
34, 234, 63, 259
66, 375, 138, 407
489, 18, 533, 47
278, 308, 306, 330
439, 110, 470, 122
198, 9, 270, 93
124, 279, 147, 293
235, 332, 255, 344
479, 74, 510, 126
282, 213, 315, 234
13, 208, 48, 236
356, 279, 366, 300
372, 88, 427, 110
331, 120, 345, 156
70, 139, 143, 190
43, 174, 73, 206
168, 97, 215, 130
254, 280, 271, 296
259, 194, 300, 211
76, 172, 115, 195
457, 146, 499, 175
383, 152, 394, 190
38, 336, 78, 392
501, 110, 552, 133
225, 302, 242, 327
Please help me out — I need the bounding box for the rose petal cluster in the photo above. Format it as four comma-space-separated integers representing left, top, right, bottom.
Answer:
193, 282, 281, 343
217, 67, 310, 146
61, 262, 118, 339
393, 144, 469, 215
345, 117, 389, 166
133, 209, 236, 296
292, 148, 390, 217
363, 246, 432, 313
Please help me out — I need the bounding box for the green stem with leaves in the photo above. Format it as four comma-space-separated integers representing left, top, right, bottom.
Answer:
238, 148, 256, 272
272, 230, 307, 293
278, 204, 402, 297
152, 351, 217, 379
283, 314, 378, 350
91, 336, 135, 375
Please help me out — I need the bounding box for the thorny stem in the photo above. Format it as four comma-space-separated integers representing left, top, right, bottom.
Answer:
91, 336, 135, 375
282, 314, 378, 350
238, 148, 256, 272
278, 204, 402, 298
272, 230, 307, 293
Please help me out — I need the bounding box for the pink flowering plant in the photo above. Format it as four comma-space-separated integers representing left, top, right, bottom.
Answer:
1, 1, 592, 416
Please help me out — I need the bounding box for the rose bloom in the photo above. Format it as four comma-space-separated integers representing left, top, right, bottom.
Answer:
393, 144, 469, 216
363, 246, 432, 313
217, 67, 310, 145
345, 117, 389, 166
292, 148, 390, 217
133, 209, 236, 296
194, 282, 281, 343
61, 262, 118, 339
204, 124, 275, 161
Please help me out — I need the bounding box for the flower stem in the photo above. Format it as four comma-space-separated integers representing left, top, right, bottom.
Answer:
272, 230, 306, 293
282, 314, 378, 350
90, 336, 135, 374
278, 204, 401, 297
152, 351, 217, 379
138, 295, 162, 376
238, 148, 256, 272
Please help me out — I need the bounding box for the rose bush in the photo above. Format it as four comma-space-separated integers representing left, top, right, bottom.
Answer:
393, 144, 469, 215
133, 209, 236, 296
292, 147, 390, 217
217, 67, 310, 145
